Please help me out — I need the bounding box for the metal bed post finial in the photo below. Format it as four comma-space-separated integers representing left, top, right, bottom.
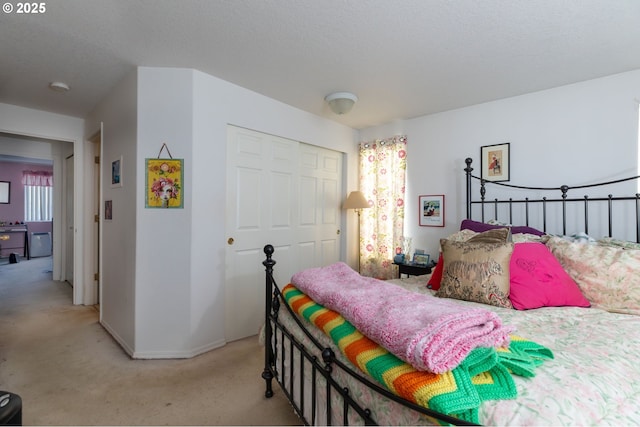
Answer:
560, 185, 569, 236
262, 244, 276, 398
465, 158, 473, 219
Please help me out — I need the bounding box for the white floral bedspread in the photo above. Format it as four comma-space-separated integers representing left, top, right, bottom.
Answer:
272, 275, 640, 426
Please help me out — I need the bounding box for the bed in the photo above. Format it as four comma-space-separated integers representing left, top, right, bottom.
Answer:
260, 157, 640, 425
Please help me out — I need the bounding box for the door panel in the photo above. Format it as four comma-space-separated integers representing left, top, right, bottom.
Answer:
225, 126, 343, 341
65, 154, 74, 285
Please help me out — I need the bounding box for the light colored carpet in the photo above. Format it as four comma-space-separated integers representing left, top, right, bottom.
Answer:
0, 257, 302, 426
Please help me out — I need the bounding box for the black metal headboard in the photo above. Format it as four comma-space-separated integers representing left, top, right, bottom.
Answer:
464, 158, 640, 242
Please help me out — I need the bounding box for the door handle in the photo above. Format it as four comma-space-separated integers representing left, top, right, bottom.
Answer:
227, 237, 234, 245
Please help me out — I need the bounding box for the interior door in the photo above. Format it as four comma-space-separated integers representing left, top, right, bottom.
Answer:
65, 154, 74, 285
225, 126, 343, 341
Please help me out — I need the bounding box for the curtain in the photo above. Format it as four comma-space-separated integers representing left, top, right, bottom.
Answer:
359, 135, 407, 279
22, 171, 53, 222
22, 170, 53, 187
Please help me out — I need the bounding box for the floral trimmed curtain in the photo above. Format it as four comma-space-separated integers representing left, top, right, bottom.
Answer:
359, 135, 407, 279
22, 170, 53, 222
22, 170, 53, 186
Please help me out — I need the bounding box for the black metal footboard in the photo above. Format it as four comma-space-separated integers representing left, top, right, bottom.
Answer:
261, 245, 474, 426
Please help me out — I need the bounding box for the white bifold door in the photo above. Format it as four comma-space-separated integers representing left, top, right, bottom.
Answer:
225, 125, 343, 342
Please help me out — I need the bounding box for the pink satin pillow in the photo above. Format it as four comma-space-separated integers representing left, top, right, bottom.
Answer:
509, 242, 590, 310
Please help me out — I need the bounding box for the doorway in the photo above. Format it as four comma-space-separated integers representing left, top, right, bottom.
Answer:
0, 132, 73, 296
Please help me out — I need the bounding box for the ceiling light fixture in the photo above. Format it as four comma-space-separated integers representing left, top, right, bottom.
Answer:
49, 81, 70, 93
325, 92, 358, 115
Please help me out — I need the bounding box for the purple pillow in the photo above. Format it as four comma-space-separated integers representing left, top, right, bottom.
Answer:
460, 219, 545, 236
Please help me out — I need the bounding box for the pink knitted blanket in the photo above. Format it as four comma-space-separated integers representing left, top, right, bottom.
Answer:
291, 262, 514, 373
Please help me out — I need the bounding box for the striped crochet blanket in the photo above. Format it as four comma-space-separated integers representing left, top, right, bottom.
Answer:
282, 284, 553, 424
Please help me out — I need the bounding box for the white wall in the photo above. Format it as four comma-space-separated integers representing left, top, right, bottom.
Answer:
0, 103, 85, 303
85, 70, 138, 354
361, 69, 640, 258
125, 67, 358, 357
135, 68, 194, 357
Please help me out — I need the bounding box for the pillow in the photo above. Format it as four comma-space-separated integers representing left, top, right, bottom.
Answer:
511, 233, 545, 243
442, 229, 478, 245
467, 227, 511, 244
461, 219, 545, 237
436, 238, 514, 309
509, 243, 590, 310
545, 232, 596, 244
429, 229, 478, 290
427, 254, 443, 290
545, 236, 640, 315
428, 228, 510, 290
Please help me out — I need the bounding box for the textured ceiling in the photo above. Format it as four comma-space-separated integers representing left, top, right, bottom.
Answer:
1, 0, 640, 129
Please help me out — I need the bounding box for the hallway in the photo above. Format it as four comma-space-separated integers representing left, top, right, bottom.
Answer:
0, 257, 301, 425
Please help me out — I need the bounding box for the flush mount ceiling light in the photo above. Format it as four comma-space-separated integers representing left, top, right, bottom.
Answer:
48, 81, 70, 93
325, 92, 358, 115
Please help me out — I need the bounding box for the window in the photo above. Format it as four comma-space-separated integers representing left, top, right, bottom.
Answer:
22, 171, 53, 222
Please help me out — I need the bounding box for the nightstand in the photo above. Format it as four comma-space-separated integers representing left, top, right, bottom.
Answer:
393, 262, 432, 279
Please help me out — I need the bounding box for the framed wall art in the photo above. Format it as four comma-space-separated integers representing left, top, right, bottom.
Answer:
419, 194, 444, 227
111, 156, 123, 188
0, 181, 9, 204
145, 158, 184, 209
481, 142, 510, 182
104, 200, 113, 220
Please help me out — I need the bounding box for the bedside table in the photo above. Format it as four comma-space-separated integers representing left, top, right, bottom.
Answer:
393, 263, 432, 279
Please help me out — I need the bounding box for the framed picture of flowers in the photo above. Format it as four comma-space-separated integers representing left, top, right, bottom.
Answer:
145, 158, 184, 208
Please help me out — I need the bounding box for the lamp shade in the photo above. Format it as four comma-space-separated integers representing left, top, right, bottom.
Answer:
325, 92, 358, 115
343, 191, 370, 210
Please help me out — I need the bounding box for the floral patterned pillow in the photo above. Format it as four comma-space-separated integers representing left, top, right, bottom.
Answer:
430, 228, 514, 290
545, 236, 640, 315
436, 238, 514, 309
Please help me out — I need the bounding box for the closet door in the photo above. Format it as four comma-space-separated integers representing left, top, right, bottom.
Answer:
225, 126, 342, 341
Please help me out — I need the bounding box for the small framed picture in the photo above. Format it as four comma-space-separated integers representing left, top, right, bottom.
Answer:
481, 143, 510, 182
111, 156, 123, 188
0, 181, 10, 204
419, 195, 445, 227
105, 200, 113, 220
413, 253, 430, 266
145, 158, 184, 209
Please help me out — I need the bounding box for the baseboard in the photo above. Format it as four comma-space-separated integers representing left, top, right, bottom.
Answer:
100, 319, 227, 359
99, 319, 135, 357
132, 338, 227, 359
